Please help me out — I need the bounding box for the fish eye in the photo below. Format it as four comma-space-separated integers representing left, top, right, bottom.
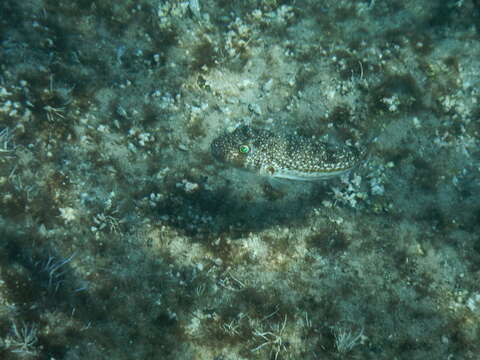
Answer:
238, 144, 250, 154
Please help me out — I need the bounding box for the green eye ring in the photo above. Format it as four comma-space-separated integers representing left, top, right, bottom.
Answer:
238, 144, 250, 154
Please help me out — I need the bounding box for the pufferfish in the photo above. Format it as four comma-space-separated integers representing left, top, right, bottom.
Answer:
211, 125, 365, 181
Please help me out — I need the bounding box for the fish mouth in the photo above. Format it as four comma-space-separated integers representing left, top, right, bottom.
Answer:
210, 136, 246, 168
210, 137, 226, 162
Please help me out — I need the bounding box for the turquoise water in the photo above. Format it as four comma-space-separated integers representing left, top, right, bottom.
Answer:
0, 0, 479, 359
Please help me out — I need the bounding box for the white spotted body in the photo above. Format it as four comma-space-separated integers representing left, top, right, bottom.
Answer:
211, 126, 363, 181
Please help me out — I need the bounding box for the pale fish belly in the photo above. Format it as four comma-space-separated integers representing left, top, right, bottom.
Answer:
267, 166, 353, 181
